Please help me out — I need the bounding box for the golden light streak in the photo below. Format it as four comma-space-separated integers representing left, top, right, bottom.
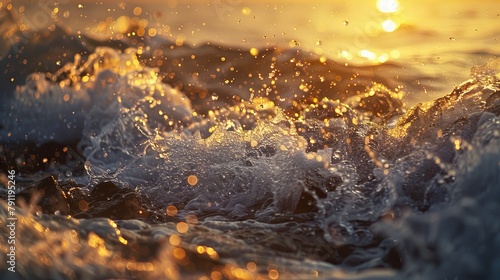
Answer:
118, 236, 128, 245
359, 50, 376, 60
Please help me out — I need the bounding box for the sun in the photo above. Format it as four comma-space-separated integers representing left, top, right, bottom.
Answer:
377, 0, 400, 13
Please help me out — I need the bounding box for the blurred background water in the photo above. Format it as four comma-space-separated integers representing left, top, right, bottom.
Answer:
5, 0, 499, 103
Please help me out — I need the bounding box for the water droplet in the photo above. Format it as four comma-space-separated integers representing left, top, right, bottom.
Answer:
65, 170, 73, 177
449, 37, 456, 41
241, 7, 251, 15
343, 20, 349, 26
250, 48, 259, 56
289, 40, 300, 47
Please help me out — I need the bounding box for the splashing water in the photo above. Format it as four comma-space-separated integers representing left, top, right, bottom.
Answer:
1, 2, 500, 279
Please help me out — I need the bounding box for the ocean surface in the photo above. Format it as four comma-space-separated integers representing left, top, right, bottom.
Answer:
0, 0, 499, 279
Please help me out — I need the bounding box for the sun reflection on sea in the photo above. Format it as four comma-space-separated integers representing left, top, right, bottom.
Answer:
377, 0, 401, 13
331, 0, 406, 63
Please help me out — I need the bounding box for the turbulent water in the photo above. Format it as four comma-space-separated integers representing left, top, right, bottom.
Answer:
1, 1, 500, 279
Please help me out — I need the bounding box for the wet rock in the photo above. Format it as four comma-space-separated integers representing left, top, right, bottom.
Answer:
294, 169, 342, 214
17, 176, 70, 215
74, 181, 163, 221
59, 180, 91, 215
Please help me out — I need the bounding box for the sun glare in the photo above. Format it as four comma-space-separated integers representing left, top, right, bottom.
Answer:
359, 49, 377, 60
377, 0, 400, 13
381, 19, 398, 32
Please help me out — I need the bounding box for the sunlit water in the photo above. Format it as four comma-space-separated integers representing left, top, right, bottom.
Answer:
0, 1, 500, 279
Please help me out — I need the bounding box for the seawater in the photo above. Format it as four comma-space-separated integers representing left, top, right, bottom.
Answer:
0, 1, 500, 279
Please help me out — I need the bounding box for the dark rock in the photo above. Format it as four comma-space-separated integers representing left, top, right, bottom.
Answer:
59, 180, 91, 215
294, 169, 342, 214
17, 176, 70, 215
74, 181, 163, 221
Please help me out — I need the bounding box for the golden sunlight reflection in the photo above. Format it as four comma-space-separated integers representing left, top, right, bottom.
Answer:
12, 0, 416, 66
381, 19, 399, 32
359, 50, 377, 61
377, 0, 400, 13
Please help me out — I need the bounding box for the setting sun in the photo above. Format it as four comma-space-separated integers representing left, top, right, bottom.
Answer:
377, 0, 400, 13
